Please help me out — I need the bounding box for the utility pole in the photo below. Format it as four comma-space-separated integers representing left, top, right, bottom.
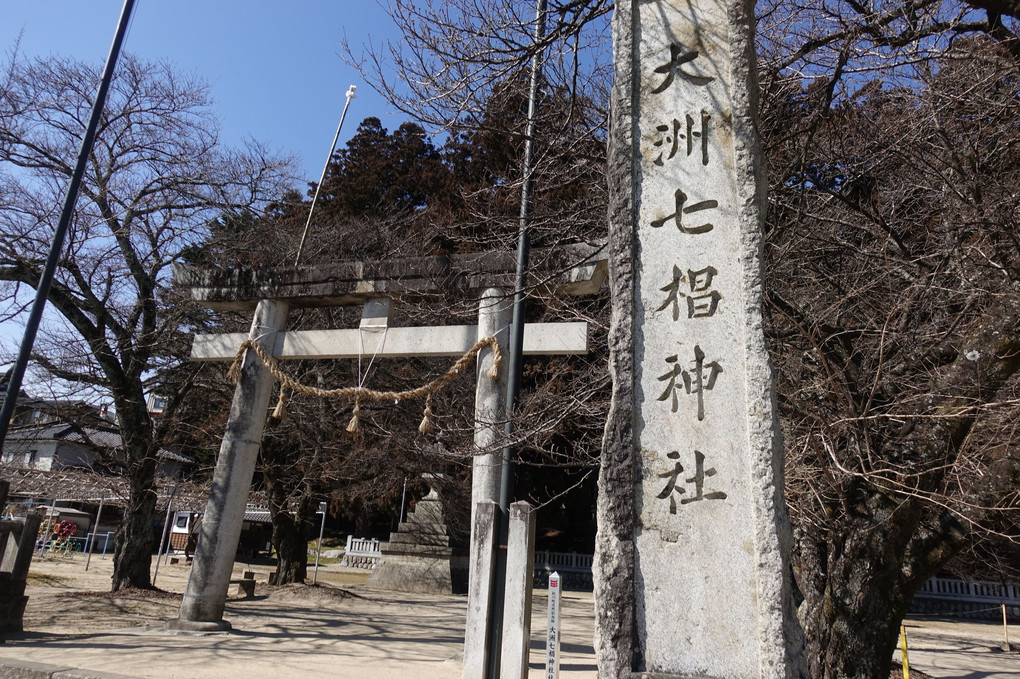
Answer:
0, 0, 137, 451
485, 2, 547, 676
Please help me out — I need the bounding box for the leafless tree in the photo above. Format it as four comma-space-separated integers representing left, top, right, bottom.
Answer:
343, 0, 612, 130
0, 54, 293, 590
763, 33, 1020, 677
343, 1, 1019, 677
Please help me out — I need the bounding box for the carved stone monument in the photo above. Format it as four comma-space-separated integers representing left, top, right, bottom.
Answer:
367, 473, 457, 594
595, 1, 804, 677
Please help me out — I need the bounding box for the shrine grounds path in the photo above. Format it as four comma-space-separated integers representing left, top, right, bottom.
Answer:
0, 556, 597, 678
0, 557, 1016, 679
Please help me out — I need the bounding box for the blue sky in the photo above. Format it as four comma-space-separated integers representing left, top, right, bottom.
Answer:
1, 1, 412, 382
2, 1, 409, 182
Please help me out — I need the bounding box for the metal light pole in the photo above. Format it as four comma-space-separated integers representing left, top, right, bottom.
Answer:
312, 501, 327, 585
152, 486, 177, 586
485, 1, 547, 676
294, 84, 357, 265
0, 0, 136, 452
84, 493, 105, 572
399, 476, 408, 523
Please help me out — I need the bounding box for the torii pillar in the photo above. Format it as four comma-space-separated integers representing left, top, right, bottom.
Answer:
170, 298, 288, 630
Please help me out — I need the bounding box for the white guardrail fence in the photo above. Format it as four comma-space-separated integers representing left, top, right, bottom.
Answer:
309, 534, 1020, 611
915, 576, 1020, 603
912, 576, 1020, 620
328, 538, 596, 588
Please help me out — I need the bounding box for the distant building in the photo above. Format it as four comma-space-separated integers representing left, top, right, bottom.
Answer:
3, 421, 195, 478
0, 374, 194, 478
146, 393, 167, 419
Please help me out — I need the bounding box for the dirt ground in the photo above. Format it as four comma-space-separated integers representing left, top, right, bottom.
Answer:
14, 552, 373, 635
0, 553, 597, 679
1, 553, 1017, 679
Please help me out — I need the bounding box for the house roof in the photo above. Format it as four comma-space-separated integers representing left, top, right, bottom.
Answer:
0, 389, 105, 419
1, 467, 268, 514
244, 507, 272, 523
154, 448, 196, 464
4, 423, 196, 465
1, 468, 207, 510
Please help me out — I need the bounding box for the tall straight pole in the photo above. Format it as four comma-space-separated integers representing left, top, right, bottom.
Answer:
84, 494, 105, 571
399, 476, 408, 523
0, 0, 136, 451
152, 486, 177, 586
485, 2, 547, 676
312, 502, 327, 585
294, 85, 357, 265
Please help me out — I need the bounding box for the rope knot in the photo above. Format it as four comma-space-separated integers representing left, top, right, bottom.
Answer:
486, 337, 502, 380
227, 339, 253, 384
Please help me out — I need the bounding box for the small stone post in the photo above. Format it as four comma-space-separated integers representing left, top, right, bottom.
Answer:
0, 481, 41, 633
500, 501, 537, 679
464, 501, 499, 679
171, 298, 289, 630
596, 0, 804, 676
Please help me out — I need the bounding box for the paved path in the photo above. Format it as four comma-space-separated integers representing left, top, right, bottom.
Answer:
897, 619, 1020, 679
0, 590, 596, 679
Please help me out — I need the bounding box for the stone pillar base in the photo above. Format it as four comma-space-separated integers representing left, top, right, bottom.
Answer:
0, 595, 28, 633
165, 619, 232, 633
367, 543, 455, 594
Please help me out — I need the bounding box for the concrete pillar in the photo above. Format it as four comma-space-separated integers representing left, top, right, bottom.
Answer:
464, 288, 510, 677
463, 501, 499, 679
171, 298, 289, 630
471, 287, 510, 542
500, 501, 537, 679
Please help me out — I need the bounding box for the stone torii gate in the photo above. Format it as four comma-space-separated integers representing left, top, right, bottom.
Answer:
167, 246, 605, 631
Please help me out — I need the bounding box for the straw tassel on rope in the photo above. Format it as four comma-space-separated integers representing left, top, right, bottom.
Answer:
418, 393, 435, 435
271, 387, 289, 420
346, 394, 362, 434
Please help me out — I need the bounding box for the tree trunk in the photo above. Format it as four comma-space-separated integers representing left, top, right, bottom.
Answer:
267, 486, 316, 585
269, 514, 307, 585
111, 458, 157, 590
794, 503, 927, 679
799, 564, 906, 679
111, 400, 157, 591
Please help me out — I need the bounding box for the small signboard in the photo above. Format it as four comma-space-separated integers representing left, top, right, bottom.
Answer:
546, 572, 561, 679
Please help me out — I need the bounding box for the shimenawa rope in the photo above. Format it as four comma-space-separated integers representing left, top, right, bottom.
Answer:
226, 336, 503, 434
